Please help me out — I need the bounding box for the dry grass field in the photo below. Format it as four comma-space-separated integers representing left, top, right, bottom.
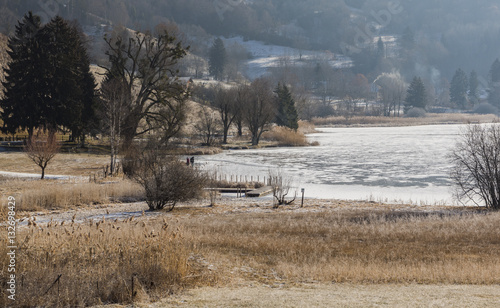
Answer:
3, 196, 500, 306
312, 113, 499, 127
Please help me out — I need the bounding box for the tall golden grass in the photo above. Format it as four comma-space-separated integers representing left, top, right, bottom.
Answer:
262, 126, 310, 146
180, 208, 500, 284
0, 218, 214, 306
312, 113, 499, 127
0, 178, 144, 217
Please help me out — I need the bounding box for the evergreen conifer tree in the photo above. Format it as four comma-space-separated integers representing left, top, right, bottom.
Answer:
405, 77, 427, 110
490, 58, 500, 83
209, 38, 226, 81
450, 68, 469, 109
275, 83, 299, 131
1, 12, 44, 137
1, 14, 96, 140
469, 70, 479, 104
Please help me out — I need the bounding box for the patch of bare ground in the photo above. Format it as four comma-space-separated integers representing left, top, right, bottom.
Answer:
153, 284, 500, 307
0, 152, 112, 176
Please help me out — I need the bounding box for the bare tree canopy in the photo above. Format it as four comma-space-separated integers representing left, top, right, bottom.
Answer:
450, 124, 500, 209
24, 131, 61, 179
243, 78, 276, 146
101, 28, 190, 147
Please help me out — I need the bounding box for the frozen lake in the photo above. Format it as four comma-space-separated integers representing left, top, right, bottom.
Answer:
198, 125, 464, 205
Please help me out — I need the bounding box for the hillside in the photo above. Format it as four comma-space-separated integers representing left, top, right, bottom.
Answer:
0, 33, 8, 88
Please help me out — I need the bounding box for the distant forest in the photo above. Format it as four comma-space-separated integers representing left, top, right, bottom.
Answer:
1, 0, 500, 79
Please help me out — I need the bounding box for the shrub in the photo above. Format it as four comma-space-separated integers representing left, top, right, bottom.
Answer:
473, 103, 498, 115
262, 126, 309, 146
131, 148, 207, 211
405, 107, 427, 118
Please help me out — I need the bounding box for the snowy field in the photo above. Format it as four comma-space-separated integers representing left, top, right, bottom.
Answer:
198, 125, 465, 205
223, 36, 352, 79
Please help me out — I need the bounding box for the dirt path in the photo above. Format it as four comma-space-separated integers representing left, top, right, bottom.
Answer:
152, 283, 500, 307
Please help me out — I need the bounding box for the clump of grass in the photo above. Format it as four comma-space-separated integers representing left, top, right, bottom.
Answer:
262, 126, 312, 146
298, 120, 318, 134
0, 218, 214, 306
180, 208, 500, 285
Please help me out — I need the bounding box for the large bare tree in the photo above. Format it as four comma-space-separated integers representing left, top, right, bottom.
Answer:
450, 124, 500, 209
101, 28, 189, 148
243, 78, 276, 146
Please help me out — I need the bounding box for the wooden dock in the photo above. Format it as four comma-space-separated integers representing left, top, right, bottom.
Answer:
246, 186, 273, 197
207, 186, 274, 197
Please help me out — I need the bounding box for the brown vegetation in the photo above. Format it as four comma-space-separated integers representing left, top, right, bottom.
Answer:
312, 113, 499, 127
262, 126, 310, 147
0, 217, 214, 307
0, 177, 143, 217
180, 205, 500, 285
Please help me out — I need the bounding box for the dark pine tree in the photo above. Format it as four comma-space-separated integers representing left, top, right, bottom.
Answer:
490, 58, 500, 83
275, 83, 299, 131
489, 59, 500, 107
40, 16, 87, 136
209, 37, 226, 81
450, 68, 469, 109
1, 12, 44, 137
405, 77, 427, 110
469, 70, 479, 105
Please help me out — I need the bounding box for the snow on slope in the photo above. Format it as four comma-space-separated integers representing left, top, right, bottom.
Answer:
223, 36, 352, 80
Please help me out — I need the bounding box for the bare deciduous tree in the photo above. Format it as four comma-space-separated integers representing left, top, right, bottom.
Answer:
99, 78, 129, 175
243, 78, 276, 146
25, 131, 61, 179
450, 124, 500, 209
102, 28, 189, 147
195, 105, 220, 146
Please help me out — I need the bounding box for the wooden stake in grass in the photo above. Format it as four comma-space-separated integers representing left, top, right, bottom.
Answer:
24, 130, 61, 179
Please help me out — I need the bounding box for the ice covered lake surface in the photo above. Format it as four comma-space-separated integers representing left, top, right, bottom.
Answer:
198, 125, 466, 205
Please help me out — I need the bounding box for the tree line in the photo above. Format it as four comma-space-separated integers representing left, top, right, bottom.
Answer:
1, 13, 300, 154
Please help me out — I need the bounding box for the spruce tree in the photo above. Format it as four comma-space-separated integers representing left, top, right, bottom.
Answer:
209, 38, 226, 81
1, 12, 44, 137
490, 58, 500, 83
405, 77, 427, 110
469, 70, 479, 105
1, 14, 96, 140
489, 59, 500, 107
450, 68, 469, 109
275, 83, 299, 131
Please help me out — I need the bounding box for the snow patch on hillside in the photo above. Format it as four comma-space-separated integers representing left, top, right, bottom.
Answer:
223, 37, 352, 79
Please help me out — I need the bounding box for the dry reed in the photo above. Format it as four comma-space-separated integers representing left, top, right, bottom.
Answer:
0, 178, 144, 216
262, 126, 310, 146
180, 208, 500, 285
0, 218, 213, 306
312, 113, 499, 127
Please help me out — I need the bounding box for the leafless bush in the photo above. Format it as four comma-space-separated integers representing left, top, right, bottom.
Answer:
131, 147, 207, 211
450, 124, 500, 209
269, 168, 296, 208
24, 131, 61, 179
